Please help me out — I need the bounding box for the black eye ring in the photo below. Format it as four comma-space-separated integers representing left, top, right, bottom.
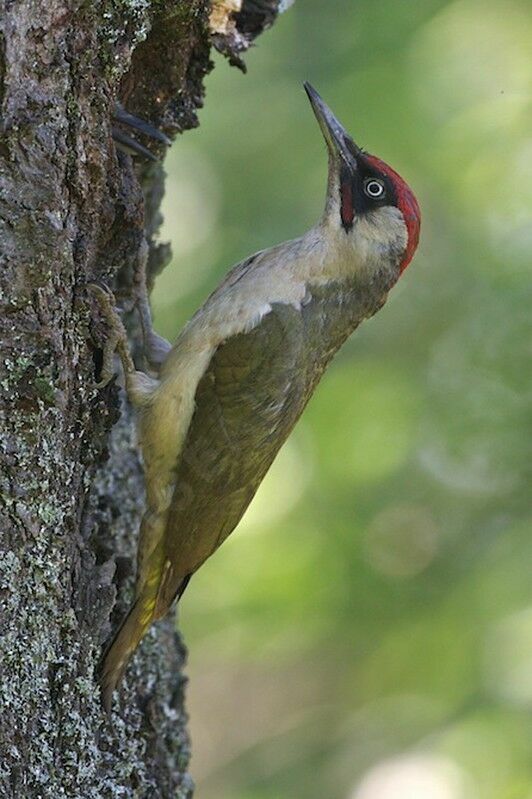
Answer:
364, 179, 385, 199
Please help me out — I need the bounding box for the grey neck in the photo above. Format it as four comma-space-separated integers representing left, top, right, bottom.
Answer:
300, 270, 394, 366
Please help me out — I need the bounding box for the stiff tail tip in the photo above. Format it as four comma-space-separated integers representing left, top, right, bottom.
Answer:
100, 658, 127, 717
98, 598, 152, 714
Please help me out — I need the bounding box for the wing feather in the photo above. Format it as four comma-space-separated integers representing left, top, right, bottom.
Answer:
154, 302, 311, 612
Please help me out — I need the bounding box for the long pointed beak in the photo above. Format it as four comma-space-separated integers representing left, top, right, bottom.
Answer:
304, 82, 360, 169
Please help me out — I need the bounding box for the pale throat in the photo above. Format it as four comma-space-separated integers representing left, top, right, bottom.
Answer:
310, 205, 408, 286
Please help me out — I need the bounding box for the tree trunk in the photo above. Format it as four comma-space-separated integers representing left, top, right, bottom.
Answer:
0, 1, 290, 795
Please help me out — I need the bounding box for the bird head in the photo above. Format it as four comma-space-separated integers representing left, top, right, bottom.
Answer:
304, 83, 420, 277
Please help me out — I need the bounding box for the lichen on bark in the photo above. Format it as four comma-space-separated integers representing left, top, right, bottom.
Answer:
0, 0, 292, 795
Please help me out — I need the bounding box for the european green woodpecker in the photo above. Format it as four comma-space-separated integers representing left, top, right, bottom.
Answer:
94, 83, 421, 711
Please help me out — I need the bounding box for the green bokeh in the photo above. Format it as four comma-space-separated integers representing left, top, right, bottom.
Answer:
152, 1, 532, 796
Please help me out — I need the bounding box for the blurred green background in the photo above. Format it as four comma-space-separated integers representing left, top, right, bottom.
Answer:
152, 1, 532, 796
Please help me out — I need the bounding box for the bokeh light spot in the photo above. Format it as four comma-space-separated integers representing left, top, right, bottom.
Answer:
364, 504, 440, 579
351, 754, 472, 799
484, 607, 532, 707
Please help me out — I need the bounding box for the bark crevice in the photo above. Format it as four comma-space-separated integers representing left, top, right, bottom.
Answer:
0, 1, 290, 795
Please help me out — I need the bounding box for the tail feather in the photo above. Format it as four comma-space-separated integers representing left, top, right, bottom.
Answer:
153, 567, 192, 621
99, 568, 193, 713
99, 597, 154, 713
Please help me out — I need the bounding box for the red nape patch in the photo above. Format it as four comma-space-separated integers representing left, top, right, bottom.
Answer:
365, 154, 421, 273
340, 179, 354, 230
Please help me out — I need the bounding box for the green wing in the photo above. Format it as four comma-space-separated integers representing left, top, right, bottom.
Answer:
155, 302, 313, 611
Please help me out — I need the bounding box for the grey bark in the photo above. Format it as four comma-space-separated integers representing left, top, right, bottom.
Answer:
0, 1, 289, 796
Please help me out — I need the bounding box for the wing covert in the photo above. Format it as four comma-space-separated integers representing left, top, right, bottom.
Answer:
157, 303, 311, 599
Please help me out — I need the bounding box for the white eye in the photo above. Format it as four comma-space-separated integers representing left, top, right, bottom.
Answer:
364, 179, 385, 199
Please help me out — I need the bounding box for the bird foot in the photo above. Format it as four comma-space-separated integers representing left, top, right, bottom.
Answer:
131, 241, 172, 373
88, 283, 135, 388
112, 104, 171, 161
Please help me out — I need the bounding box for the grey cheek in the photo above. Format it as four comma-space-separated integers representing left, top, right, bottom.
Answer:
375, 237, 404, 268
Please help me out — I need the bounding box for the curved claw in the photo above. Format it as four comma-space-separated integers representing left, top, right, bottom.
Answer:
112, 104, 171, 161
88, 283, 135, 388
114, 105, 171, 145
130, 241, 172, 372
112, 128, 158, 162
87, 281, 116, 305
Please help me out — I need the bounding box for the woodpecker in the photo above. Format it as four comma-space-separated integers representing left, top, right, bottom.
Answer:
93, 83, 421, 711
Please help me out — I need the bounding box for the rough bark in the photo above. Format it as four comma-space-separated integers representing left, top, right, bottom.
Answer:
0, 1, 290, 796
